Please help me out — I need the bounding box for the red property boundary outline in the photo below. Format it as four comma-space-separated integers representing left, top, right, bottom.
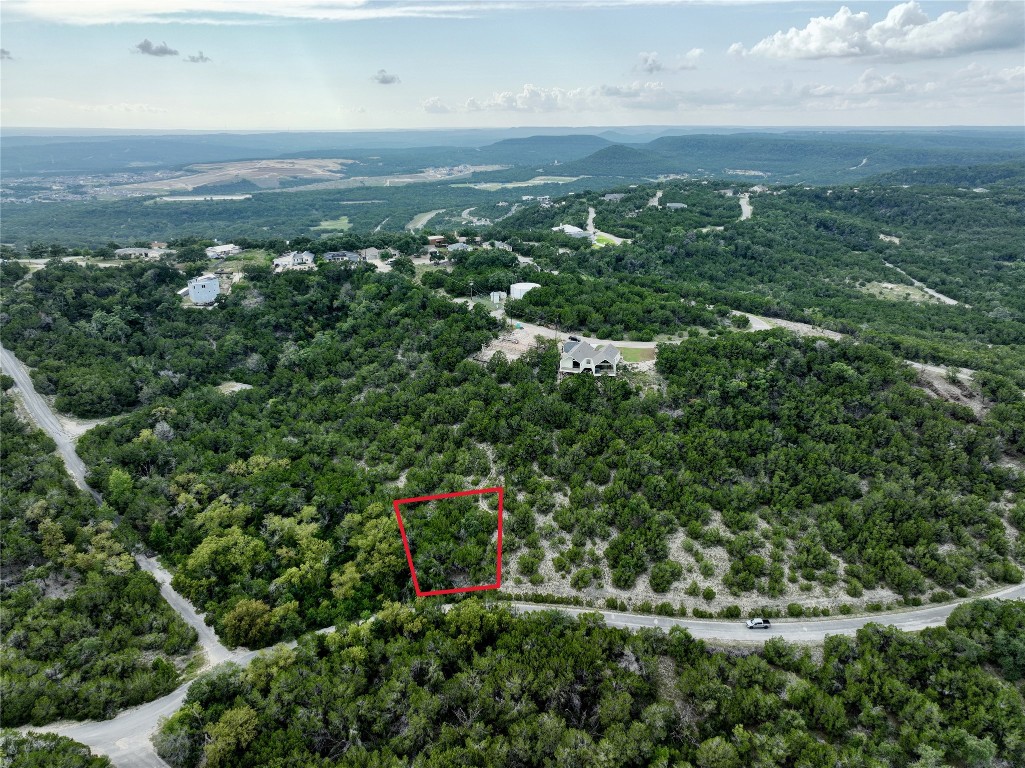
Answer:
393, 486, 503, 597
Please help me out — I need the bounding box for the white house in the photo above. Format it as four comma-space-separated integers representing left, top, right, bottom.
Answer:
206, 244, 242, 259
273, 251, 316, 273
551, 224, 591, 240
447, 242, 472, 253
323, 251, 362, 263
560, 338, 621, 377
187, 274, 220, 305
359, 247, 382, 260
510, 282, 541, 300
489, 291, 507, 303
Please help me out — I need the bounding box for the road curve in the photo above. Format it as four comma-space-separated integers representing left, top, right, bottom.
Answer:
0, 344, 101, 502
25, 580, 1025, 767
135, 555, 238, 668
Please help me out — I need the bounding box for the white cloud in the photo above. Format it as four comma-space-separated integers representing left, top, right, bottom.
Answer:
466, 83, 594, 112
78, 101, 170, 113
0, 49, 12, 60
421, 96, 451, 113
637, 51, 662, 73
185, 51, 212, 63
731, 1, 1024, 60
636, 47, 701, 74
680, 47, 703, 69
4, 1, 806, 26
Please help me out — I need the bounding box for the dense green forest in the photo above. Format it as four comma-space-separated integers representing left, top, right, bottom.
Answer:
153, 598, 1025, 768
4, 260, 1019, 649
0, 395, 198, 727
0, 731, 113, 767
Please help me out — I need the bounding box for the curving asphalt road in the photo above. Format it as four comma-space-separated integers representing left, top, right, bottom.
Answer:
1, 344, 101, 502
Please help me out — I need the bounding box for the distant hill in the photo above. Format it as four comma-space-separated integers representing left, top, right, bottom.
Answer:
478, 134, 614, 165
552, 131, 1025, 184
864, 161, 1025, 187
554, 144, 665, 177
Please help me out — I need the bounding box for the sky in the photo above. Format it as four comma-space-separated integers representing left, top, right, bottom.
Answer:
1, 0, 1023, 130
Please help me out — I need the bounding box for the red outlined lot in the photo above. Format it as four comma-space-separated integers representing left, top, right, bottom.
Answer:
392, 486, 503, 597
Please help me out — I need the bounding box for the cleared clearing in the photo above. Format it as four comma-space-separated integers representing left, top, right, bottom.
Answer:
313, 215, 351, 231
115, 158, 354, 193
406, 209, 445, 230
455, 175, 584, 191
861, 281, 941, 304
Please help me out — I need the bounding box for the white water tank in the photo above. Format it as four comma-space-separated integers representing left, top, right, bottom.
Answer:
510, 282, 541, 300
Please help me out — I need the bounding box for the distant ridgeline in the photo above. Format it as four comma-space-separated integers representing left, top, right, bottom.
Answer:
0, 128, 1021, 245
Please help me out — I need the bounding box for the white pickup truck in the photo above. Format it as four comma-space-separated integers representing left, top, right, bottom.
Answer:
746, 618, 772, 629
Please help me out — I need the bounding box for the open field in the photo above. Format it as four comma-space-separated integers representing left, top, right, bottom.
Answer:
454, 175, 585, 191
313, 215, 351, 231
112, 158, 355, 193
860, 280, 942, 303
406, 209, 445, 230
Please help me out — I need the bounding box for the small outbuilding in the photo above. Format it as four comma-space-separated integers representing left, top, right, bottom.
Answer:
489, 291, 507, 303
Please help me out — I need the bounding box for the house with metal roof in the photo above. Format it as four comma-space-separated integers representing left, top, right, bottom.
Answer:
559, 338, 622, 376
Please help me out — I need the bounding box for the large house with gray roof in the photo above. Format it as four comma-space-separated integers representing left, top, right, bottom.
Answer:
559, 338, 622, 377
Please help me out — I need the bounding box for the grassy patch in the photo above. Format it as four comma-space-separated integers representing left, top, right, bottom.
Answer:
859, 281, 938, 303
313, 215, 351, 231
621, 347, 657, 363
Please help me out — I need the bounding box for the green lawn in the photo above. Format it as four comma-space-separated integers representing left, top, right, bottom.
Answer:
621, 347, 657, 362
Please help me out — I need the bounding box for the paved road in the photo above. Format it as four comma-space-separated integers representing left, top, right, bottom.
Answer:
135, 555, 238, 668
738, 192, 753, 221
1, 344, 101, 502
26, 577, 1025, 767
510, 578, 1025, 643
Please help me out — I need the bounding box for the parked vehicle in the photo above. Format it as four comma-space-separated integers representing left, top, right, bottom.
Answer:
746, 618, 771, 629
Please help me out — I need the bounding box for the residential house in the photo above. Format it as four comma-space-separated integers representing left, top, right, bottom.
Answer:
359, 247, 381, 260
447, 242, 472, 253
551, 224, 591, 240
323, 250, 363, 263
559, 338, 622, 377
186, 274, 220, 305
489, 291, 507, 303
665, 203, 688, 210
273, 251, 316, 273
603, 193, 626, 202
